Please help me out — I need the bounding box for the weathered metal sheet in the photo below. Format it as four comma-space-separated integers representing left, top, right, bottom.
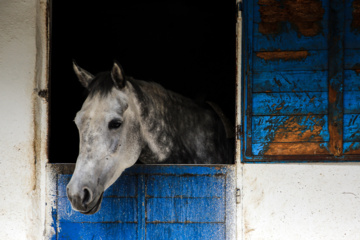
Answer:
50, 164, 236, 240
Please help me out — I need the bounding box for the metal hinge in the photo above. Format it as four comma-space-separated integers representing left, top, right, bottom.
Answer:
236, 188, 241, 204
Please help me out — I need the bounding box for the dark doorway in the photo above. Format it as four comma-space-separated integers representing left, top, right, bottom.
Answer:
50, 0, 236, 163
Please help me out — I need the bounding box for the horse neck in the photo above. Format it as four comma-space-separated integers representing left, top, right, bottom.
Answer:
128, 79, 208, 162
131, 79, 202, 125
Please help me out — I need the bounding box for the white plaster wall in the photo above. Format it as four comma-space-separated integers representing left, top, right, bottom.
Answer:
0, 1, 46, 239
239, 163, 360, 240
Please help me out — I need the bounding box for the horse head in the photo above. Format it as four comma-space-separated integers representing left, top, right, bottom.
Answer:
66, 62, 143, 214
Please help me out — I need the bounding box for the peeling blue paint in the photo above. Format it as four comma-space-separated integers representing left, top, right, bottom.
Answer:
50, 165, 236, 239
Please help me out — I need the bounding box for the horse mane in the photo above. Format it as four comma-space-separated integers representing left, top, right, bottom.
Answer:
88, 71, 198, 109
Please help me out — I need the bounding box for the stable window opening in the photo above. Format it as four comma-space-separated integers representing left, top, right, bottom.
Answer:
49, 0, 236, 164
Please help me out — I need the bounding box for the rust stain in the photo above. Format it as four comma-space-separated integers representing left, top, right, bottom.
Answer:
344, 143, 360, 155
355, 69, 360, 75
329, 121, 342, 157
328, 85, 337, 104
272, 116, 324, 143
263, 115, 329, 155
352, 0, 360, 33
265, 142, 329, 155
258, 0, 325, 36
328, 83, 342, 156
275, 101, 285, 111
256, 51, 309, 61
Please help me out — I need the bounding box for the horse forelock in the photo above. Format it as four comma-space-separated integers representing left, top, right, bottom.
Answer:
88, 72, 115, 98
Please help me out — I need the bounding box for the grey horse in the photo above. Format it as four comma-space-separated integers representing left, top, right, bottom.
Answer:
66, 62, 233, 214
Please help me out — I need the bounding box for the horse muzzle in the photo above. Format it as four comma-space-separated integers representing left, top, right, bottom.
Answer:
67, 184, 104, 215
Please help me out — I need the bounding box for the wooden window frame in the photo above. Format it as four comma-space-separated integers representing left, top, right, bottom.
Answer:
241, 0, 360, 162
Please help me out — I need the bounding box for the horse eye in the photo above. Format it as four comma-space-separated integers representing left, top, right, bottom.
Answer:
108, 119, 122, 130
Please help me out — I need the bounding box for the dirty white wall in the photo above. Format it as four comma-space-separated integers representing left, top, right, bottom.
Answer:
238, 163, 360, 240
0, 0, 48, 239
236, 7, 360, 240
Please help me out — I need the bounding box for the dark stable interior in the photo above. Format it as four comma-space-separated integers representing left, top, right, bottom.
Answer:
49, 0, 236, 163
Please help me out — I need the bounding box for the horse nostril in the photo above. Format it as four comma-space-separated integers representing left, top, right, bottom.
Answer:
82, 187, 93, 206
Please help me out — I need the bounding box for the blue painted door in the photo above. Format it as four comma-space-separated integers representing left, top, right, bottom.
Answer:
242, 0, 360, 162
50, 164, 236, 240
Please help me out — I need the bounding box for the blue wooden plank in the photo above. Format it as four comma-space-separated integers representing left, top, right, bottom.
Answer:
51, 207, 57, 240
253, 71, 328, 93
344, 91, 360, 113
344, 114, 360, 141
58, 197, 137, 223
123, 165, 231, 175
146, 175, 225, 198
345, 70, 360, 90
345, 49, 360, 69
252, 142, 330, 156
57, 175, 71, 198
146, 198, 225, 223
137, 175, 146, 240
58, 174, 137, 198
252, 115, 329, 143
253, 0, 329, 51
345, 0, 360, 49
343, 142, 360, 154
58, 222, 137, 240
253, 23, 328, 51
253, 50, 328, 72
146, 223, 225, 240
252, 92, 328, 115
345, 21, 360, 49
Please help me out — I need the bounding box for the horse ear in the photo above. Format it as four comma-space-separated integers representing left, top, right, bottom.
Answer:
111, 61, 126, 89
73, 61, 94, 89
